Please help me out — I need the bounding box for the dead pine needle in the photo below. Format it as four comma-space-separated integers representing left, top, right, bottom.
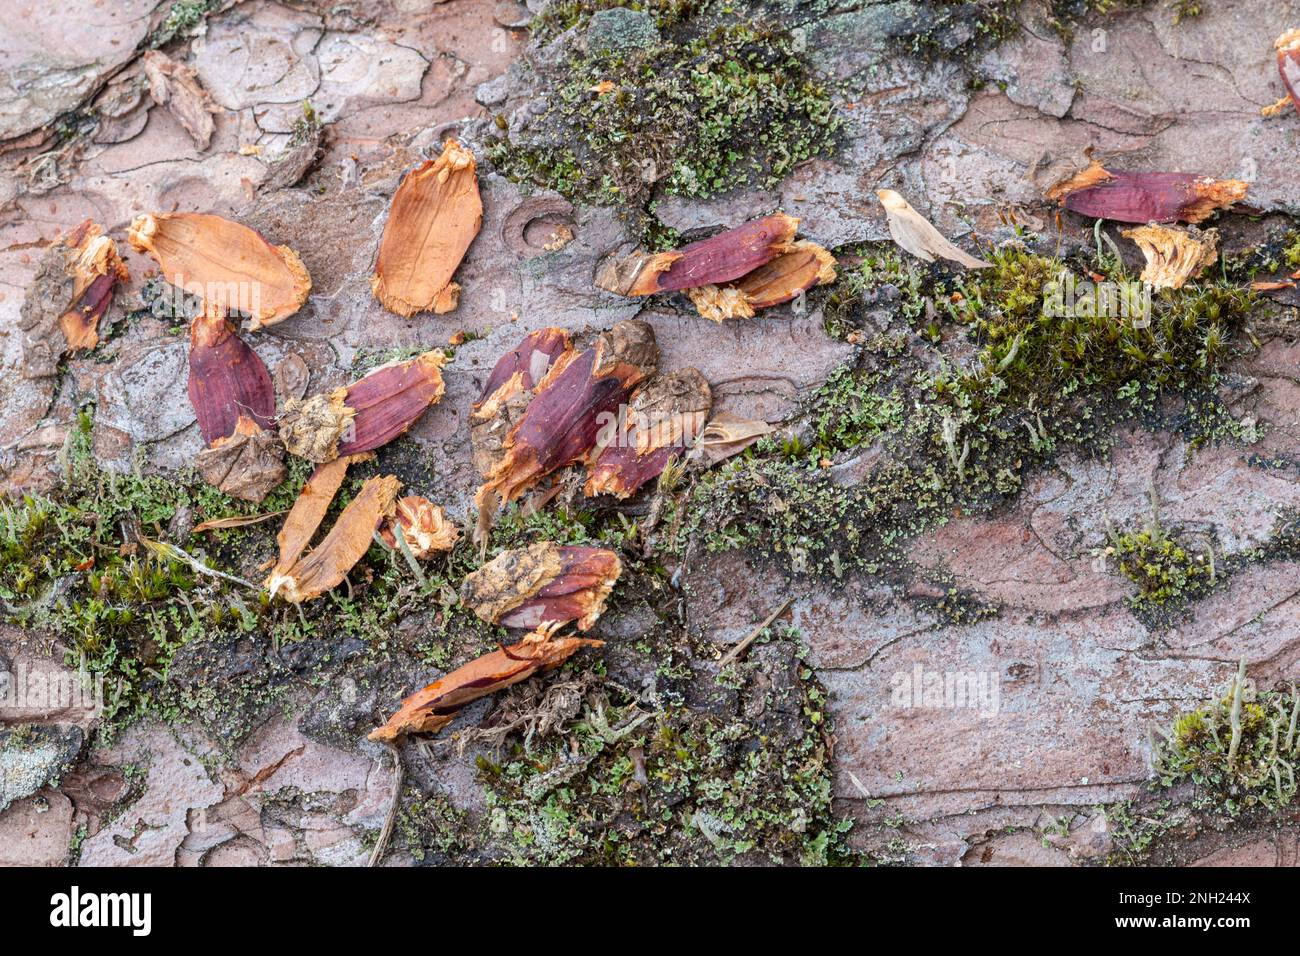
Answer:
718, 597, 794, 668
368, 742, 403, 867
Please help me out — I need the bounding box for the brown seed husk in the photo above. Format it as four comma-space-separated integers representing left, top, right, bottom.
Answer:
367, 636, 603, 742
379, 496, 459, 558
142, 50, 219, 150
691, 414, 776, 465
127, 212, 311, 329
371, 139, 482, 316
460, 542, 622, 633
195, 414, 287, 503
877, 190, 991, 269
1121, 223, 1219, 290
687, 241, 837, 321
584, 369, 711, 498
595, 213, 799, 296
19, 220, 129, 377
474, 321, 658, 536
271, 454, 360, 574
265, 474, 401, 603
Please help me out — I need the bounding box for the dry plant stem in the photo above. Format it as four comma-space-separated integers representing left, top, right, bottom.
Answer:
367, 743, 403, 867
718, 597, 793, 668
193, 511, 287, 533
127, 212, 311, 328
1228, 658, 1246, 768
371, 139, 482, 316
138, 537, 261, 591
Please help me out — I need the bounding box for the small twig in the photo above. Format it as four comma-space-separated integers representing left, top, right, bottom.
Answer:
718, 597, 794, 668
368, 743, 403, 867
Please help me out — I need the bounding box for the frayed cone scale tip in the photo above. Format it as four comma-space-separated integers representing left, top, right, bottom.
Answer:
1121, 223, 1219, 290
371, 139, 482, 317
460, 542, 622, 635
127, 212, 311, 329
379, 496, 459, 559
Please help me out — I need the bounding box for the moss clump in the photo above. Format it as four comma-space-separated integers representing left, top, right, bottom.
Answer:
149, 0, 222, 48
0, 407, 503, 738
471, 631, 855, 865
487, 0, 841, 233
1106, 522, 1214, 611
1154, 666, 1300, 816
680, 239, 1258, 582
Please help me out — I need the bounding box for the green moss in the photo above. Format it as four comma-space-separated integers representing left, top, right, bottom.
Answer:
0, 408, 496, 738
1154, 664, 1300, 817
149, 0, 222, 48
808, 366, 904, 459
487, 0, 842, 235
1106, 522, 1214, 611
473, 628, 857, 865
680, 240, 1259, 582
